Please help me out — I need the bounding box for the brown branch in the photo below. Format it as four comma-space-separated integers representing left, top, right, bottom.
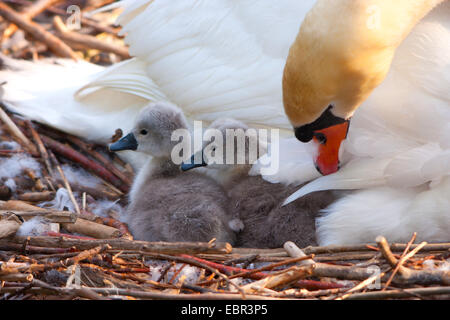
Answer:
376, 236, 449, 285
18, 191, 55, 202
241, 265, 314, 294
0, 219, 21, 239
0, 107, 39, 156
344, 287, 450, 300
40, 133, 128, 193
1, 236, 232, 255
53, 16, 130, 59
25, 121, 54, 177
3, 0, 63, 38
0, 210, 76, 223
65, 135, 132, 187
48, 150, 81, 215
383, 233, 417, 290
0, 2, 78, 59
62, 218, 121, 239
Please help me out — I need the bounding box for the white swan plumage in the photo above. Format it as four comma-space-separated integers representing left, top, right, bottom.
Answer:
0, 0, 449, 245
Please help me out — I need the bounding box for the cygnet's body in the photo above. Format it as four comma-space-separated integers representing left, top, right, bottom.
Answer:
228, 176, 337, 248
182, 118, 338, 248
110, 102, 235, 244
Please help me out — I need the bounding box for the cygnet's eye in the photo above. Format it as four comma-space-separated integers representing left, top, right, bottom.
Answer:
140, 129, 148, 135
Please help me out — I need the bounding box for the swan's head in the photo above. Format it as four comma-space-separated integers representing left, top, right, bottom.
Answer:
283, 0, 408, 175
109, 102, 188, 157
181, 118, 266, 172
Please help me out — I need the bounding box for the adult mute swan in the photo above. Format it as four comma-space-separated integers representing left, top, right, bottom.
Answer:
274, 0, 450, 244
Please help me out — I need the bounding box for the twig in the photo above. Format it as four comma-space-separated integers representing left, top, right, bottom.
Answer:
0, 210, 76, 223
18, 191, 55, 202
25, 120, 54, 177
142, 253, 247, 298
66, 135, 132, 187
1, 236, 232, 255
62, 218, 121, 239
0, 219, 21, 239
240, 265, 314, 294
3, 0, 63, 39
376, 236, 449, 285
344, 287, 450, 300
383, 233, 417, 290
0, 107, 38, 156
0, 2, 77, 59
48, 150, 81, 215
40, 133, 128, 193
53, 16, 130, 59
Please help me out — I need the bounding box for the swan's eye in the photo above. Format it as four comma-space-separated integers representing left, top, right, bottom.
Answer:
140, 129, 148, 135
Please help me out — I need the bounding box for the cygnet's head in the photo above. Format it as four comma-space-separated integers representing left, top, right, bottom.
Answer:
181, 118, 266, 171
109, 102, 188, 157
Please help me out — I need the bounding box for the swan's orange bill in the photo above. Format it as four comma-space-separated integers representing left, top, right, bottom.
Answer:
313, 121, 349, 175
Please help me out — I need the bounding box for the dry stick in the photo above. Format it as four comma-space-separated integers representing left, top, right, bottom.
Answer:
0, 200, 47, 212
336, 268, 390, 300
284, 241, 382, 282
65, 135, 132, 187
376, 236, 449, 285
17, 244, 110, 274
44, 231, 95, 240
0, 108, 38, 156
80, 211, 132, 239
48, 150, 81, 215
79, 262, 174, 289
344, 287, 450, 300
53, 16, 130, 59
382, 233, 417, 290
62, 218, 121, 239
146, 253, 247, 299
25, 121, 54, 177
3, 0, 63, 38
0, 2, 77, 60
240, 265, 314, 294
0, 219, 21, 239
303, 242, 450, 254
40, 134, 128, 193
46, 5, 123, 37
0, 273, 33, 282
30, 279, 108, 300
55, 178, 120, 200
0, 242, 70, 254
0, 210, 76, 223
2, 236, 232, 255
182, 255, 268, 281
198, 254, 315, 286
230, 254, 315, 280
18, 191, 55, 202
1, 286, 277, 300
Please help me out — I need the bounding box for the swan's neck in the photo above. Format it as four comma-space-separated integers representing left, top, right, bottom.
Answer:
284, 0, 445, 126
128, 156, 178, 204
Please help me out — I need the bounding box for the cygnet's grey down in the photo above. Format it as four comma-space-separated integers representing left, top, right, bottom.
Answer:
109, 102, 235, 244
181, 118, 339, 248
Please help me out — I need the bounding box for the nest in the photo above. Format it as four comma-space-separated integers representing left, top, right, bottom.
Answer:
0, 0, 449, 301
